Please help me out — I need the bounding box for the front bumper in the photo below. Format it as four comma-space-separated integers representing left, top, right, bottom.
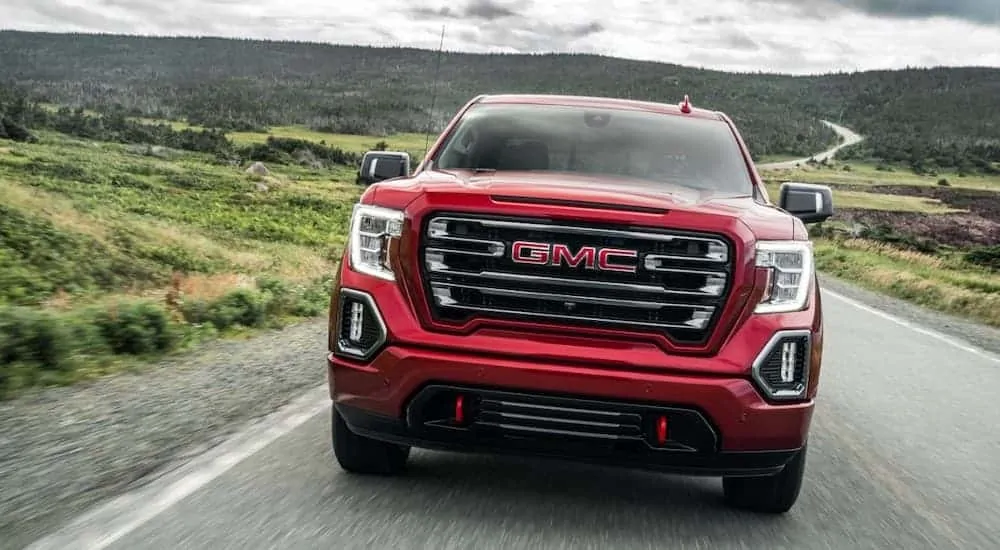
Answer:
336, 405, 800, 477
329, 342, 814, 476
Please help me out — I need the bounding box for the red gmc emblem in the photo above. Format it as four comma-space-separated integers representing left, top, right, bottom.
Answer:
510, 241, 638, 273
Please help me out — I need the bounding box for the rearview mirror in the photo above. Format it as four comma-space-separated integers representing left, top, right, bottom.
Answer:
357, 151, 411, 186
778, 182, 834, 224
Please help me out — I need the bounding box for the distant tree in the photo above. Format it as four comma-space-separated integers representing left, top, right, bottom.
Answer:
0, 30, 998, 170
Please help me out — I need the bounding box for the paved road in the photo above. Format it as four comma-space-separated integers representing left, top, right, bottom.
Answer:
26, 287, 1000, 550
757, 121, 865, 170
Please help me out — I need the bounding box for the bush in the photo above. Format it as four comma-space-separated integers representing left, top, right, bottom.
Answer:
1, 275, 331, 398
859, 224, 938, 255
94, 301, 180, 355
181, 288, 268, 330
965, 245, 1000, 271
236, 137, 360, 168
209, 289, 267, 329
0, 307, 74, 371
0, 306, 81, 396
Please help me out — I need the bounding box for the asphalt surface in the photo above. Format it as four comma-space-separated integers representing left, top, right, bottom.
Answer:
757, 121, 865, 170
25, 285, 1000, 550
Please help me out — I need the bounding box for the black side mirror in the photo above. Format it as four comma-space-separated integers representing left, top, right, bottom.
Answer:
357, 151, 410, 186
778, 182, 834, 224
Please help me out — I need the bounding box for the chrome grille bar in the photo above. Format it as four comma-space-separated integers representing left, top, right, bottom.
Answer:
429, 282, 715, 312
420, 214, 734, 342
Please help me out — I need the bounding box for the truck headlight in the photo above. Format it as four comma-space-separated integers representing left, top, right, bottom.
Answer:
348, 204, 404, 281
754, 241, 813, 314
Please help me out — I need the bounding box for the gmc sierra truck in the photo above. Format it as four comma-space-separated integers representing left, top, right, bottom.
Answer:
328, 93, 834, 514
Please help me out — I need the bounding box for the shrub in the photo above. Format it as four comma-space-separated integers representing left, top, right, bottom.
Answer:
0, 307, 74, 371
1, 275, 331, 398
859, 224, 938, 255
94, 301, 180, 355
182, 288, 268, 330
210, 289, 267, 329
0, 306, 79, 396
965, 245, 1000, 271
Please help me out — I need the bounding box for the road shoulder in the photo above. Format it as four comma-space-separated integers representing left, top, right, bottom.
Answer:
0, 319, 328, 549
820, 273, 1000, 358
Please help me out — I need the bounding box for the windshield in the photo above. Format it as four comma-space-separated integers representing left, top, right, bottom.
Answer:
431, 102, 754, 195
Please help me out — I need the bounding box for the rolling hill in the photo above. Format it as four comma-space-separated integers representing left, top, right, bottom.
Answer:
2, 30, 998, 170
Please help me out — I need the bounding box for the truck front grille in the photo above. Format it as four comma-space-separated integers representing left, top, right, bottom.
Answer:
418, 214, 734, 343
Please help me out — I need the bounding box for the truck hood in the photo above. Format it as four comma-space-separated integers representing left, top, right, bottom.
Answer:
371, 169, 796, 241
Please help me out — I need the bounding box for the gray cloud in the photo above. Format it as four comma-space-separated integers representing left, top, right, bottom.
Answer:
407, 0, 600, 52
762, 0, 1000, 24
849, 0, 1000, 23
410, 0, 524, 21
2, 0, 999, 74
465, 0, 520, 20
722, 30, 760, 51
21, 0, 134, 31
693, 15, 736, 25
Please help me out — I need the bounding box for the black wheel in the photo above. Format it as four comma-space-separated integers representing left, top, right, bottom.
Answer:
331, 405, 410, 475
722, 443, 807, 514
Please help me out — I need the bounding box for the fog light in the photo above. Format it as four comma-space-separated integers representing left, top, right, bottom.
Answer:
780, 340, 797, 384
751, 330, 812, 401
348, 302, 364, 343
335, 289, 387, 361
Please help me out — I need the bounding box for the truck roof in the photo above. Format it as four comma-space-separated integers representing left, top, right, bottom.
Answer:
476, 93, 724, 121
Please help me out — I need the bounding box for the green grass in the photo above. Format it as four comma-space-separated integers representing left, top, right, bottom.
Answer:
760, 160, 1000, 191
230, 126, 427, 153
0, 129, 365, 397
763, 181, 963, 214
814, 238, 1000, 328
764, 181, 963, 214
124, 112, 431, 161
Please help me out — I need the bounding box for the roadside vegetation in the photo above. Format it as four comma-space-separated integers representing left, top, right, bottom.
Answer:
762, 159, 1000, 328
0, 112, 421, 397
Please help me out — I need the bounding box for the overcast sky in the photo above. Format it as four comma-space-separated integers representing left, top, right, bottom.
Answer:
3, 0, 1000, 74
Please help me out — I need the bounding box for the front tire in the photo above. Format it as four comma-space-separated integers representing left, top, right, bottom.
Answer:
331, 405, 410, 475
722, 443, 807, 514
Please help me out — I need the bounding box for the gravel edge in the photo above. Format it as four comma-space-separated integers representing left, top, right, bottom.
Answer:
0, 318, 329, 549
3, 274, 999, 549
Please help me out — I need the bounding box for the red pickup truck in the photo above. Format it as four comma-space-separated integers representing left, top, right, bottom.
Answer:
327, 93, 833, 513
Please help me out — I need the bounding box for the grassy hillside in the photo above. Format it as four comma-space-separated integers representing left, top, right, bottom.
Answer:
0, 124, 399, 397
2, 31, 998, 171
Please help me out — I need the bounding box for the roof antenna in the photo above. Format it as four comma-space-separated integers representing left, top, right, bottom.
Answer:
680, 94, 692, 114
421, 24, 447, 168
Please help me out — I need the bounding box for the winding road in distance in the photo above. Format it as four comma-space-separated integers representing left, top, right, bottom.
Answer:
23, 122, 1000, 550
757, 120, 866, 170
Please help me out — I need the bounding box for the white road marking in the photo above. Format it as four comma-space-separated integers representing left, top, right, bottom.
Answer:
822, 288, 1000, 364
24, 287, 999, 549
23, 385, 332, 550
